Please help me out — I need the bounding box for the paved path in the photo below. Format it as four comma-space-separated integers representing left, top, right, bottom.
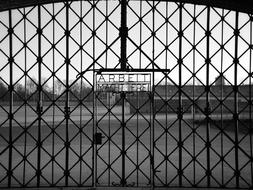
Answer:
0, 105, 252, 127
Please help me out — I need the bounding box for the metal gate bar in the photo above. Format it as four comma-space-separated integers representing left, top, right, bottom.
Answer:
178, 2, 183, 186
7, 9, 13, 188
64, 1, 70, 186
234, 11, 239, 188
36, 5, 42, 186
205, 6, 211, 187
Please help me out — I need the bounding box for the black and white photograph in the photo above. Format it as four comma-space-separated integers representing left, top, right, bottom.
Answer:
0, 0, 253, 189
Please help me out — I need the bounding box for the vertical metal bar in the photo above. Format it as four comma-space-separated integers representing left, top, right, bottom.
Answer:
120, 0, 127, 186
138, 1, 143, 185
79, 0, 83, 185
52, 2, 56, 185
192, 4, 196, 186
105, 0, 109, 69
151, 77, 155, 189
23, 7, 28, 186
139, 0, 142, 70
65, 1, 70, 186
7, 9, 13, 188
93, 74, 97, 187
120, 0, 127, 70
250, 14, 253, 189
151, 0, 155, 188
105, 0, 111, 186
121, 92, 126, 186
234, 11, 239, 188
93, 0, 96, 187
107, 89, 110, 181
220, 9, 225, 186
178, 2, 183, 186
151, 76, 155, 189
36, 5, 42, 187
137, 93, 139, 184
205, 6, 211, 187
165, 1, 169, 186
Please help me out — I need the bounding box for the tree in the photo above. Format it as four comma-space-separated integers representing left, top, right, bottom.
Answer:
54, 79, 65, 96
14, 83, 26, 101
0, 80, 7, 101
215, 75, 226, 86
42, 77, 51, 92
26, 77, 37, 95
69, 80, 80, 101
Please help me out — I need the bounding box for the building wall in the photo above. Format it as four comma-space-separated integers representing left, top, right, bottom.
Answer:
128, 85, 253, 114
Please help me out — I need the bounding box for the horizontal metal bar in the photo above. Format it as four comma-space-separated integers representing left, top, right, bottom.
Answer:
96, 68, 171, 74
77, 68, 170, 77
1, 0, 253, 14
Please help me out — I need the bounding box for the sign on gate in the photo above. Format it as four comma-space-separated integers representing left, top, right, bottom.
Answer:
95, 72, 151, 92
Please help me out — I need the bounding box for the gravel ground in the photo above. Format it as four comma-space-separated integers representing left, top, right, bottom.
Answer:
0, 106, 252, 188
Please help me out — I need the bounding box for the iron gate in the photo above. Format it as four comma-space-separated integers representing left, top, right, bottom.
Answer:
0, 0, 253, 189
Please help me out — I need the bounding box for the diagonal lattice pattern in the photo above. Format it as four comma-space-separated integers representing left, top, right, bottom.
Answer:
0, 0, 253, 189
127, 1, 253, 188
0, 0, 120, 187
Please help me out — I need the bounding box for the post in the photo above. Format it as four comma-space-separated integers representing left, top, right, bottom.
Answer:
120, 0, 127, 186
65, 1, 70, 186
8, 9, 13, 188
178, 2, 183, 186
205, 6, 211, 187
121, 91, 126, 186
36, 5, 42, 187
234, 11, 239, 188
120, 0, 128, 70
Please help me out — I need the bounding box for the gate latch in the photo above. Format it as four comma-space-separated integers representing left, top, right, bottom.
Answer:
94, 133, 105, 145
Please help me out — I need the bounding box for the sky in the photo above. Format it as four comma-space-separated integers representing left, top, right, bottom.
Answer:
0, 0, 252, 89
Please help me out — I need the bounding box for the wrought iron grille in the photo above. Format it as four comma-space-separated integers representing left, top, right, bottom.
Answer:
0, 0, 253, 189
